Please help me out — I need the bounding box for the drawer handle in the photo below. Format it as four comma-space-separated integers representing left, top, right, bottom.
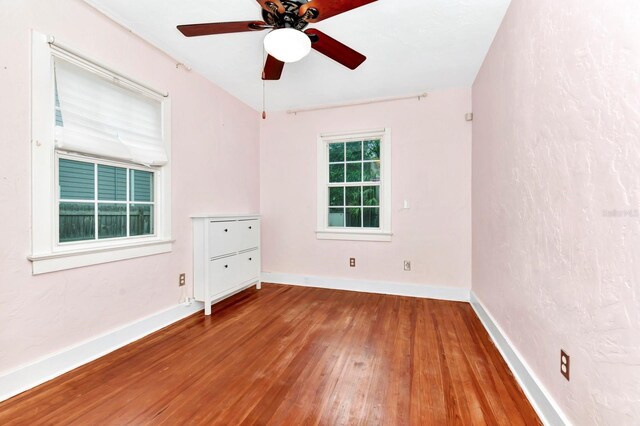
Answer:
224, 229, 228, 232
249, 258, 252, 261
224, 264, 228, 268
249, 226, 252, 229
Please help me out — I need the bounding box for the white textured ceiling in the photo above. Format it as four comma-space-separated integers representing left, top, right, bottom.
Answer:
83, 0, 510, 111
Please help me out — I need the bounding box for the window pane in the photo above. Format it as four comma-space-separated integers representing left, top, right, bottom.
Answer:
345, 186, 362, 206
346, 163, 362, 182
363, 208, 380, 228
363, 161, 381, 182
346, 141, 362, 161
328, 208, 345, 227
363, 186, 380, 206
329, 164, 345, 183
98, 165, 127, 201
130, 169, 154, 202
130, 204, 154, 236
54, 86, 63, 127
363, 140, 380, 161
59, 159, 94, 200
329, 187, 344, 207
59, 202, 95, 242
329, 142, 344, 162
346, 208, 362, 228
98, 203, 126, 239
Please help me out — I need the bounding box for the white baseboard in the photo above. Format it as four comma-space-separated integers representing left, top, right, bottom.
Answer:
0, 279, 568, 426
470, 292, 570, 426
0, 301, 203, 403
261, 272, 470, 302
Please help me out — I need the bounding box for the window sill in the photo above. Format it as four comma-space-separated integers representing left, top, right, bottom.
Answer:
316, 230, 392, 242
28, 239, 174, 275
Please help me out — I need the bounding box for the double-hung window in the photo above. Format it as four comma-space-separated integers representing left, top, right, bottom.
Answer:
317, 129, 392, 241
30, 32, 172, 274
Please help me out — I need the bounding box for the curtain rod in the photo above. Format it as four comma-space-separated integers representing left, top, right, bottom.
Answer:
286, 92, 429, 115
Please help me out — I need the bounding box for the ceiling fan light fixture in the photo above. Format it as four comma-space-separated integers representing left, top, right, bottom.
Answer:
263, 28, 311, 63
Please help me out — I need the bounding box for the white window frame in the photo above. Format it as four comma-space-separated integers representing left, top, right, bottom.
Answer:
55, 153, 159, 247
29, 31, 172, 274
316, 128, 392, 242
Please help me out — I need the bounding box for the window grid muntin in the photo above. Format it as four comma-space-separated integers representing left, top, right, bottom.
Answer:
326, 139, 382, 229
57, 155, 156, 245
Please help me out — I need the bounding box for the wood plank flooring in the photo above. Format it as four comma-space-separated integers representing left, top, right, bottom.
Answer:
0, 284, 540, 425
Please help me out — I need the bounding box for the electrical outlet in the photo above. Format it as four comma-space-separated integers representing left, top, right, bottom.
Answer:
560, 349, 570, 381
349, 258, 356, 267
404, 260, 411, 271
179, 273, 186, 287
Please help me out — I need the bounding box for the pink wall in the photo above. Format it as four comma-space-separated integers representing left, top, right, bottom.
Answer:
0, 0, 259, 375
472, 0, 640, 423
260, 89, 471, 289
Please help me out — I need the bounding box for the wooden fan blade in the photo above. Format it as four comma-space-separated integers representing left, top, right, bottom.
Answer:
262, 55, 285, 80
256, 0, 286, 14
299, 0, 377, 23
305, 29, 366, 70
177, 21, 268, 37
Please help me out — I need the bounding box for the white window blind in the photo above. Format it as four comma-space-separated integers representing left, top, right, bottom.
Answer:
54, 57, 167, 166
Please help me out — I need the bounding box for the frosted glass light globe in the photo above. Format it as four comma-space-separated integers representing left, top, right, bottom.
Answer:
263, 28, 312, 63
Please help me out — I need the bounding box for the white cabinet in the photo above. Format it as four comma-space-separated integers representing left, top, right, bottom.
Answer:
192, 214, 261, 315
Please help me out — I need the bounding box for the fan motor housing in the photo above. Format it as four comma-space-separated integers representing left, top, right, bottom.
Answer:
262, 0, 317, 30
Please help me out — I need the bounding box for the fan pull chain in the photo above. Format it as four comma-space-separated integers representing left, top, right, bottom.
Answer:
262, 79, 267, 120
262, 48, 267, 120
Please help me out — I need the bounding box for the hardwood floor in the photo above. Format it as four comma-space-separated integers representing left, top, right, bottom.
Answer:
0, 284, 540, 425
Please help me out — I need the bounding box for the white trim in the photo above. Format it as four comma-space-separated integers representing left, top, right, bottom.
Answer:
470, 292, 571, 426
31, 31, 56, 260
0, 276, 566, 424
316, 230, 392, 242
0, 301, 203, 403
316, 128, 392, 241
29, 240, 173, 275
30, 31, 172, 274
261, 272, 470, 302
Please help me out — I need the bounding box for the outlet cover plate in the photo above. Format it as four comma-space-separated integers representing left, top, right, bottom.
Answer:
560, 349, 570, 381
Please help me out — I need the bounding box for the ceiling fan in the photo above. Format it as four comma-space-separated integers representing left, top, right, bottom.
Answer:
177, 0, 377, 80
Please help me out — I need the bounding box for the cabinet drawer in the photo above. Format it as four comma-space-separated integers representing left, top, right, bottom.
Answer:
237, 249, 260, 284
238, 219, 260, 251
208, 221, 238, 257
208, 255, 239, 297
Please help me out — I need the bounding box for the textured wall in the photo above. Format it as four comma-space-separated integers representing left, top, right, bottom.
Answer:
260, 89, 472, 289
472, 0, 640, 423
0, 0, 259, 374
